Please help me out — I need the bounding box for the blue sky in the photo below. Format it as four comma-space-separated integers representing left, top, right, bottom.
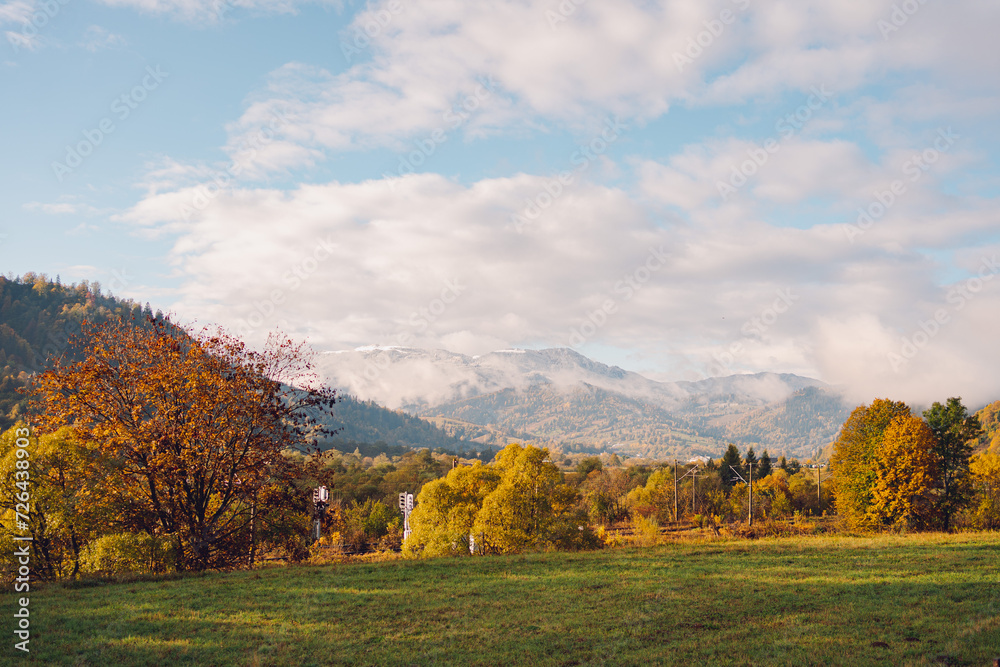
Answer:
2, 0, 999, 406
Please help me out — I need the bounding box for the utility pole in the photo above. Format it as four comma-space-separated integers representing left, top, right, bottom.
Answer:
673, 460, 679, 523
691, 468, 699, 514
814, 464, 832, 515
816, 465, 821, 505
678, 464, 700, 519
729, 463, 755, 526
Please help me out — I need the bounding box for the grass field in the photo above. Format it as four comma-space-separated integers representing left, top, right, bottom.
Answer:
5, 532, 1000, 666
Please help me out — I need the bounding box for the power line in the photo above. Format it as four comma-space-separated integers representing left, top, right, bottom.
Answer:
729, 463, 755, 526
678, 463, 700, 519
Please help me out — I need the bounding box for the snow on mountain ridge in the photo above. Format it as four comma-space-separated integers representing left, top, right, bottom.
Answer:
312, 346, 827, 414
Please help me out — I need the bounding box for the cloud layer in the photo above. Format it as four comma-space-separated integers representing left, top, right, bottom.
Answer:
104, 0, 1000, 408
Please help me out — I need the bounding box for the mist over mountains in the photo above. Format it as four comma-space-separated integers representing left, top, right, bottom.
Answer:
314, 346, 852, 459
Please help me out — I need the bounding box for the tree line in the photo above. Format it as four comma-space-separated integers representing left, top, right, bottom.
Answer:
2, 306, 998, 578
830, 397, 998, 531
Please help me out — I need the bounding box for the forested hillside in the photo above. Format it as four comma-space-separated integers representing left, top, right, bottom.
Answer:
976, 400, 1000, 455
321, 395, 480, 453
0, 274, 477, 453
0, 273, 153, 429
424, 382, 720, 458
700, 386, 851, 458
423, 382, 848, 459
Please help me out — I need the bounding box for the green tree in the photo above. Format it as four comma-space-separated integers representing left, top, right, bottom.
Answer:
625, 467, 675, 523
576, 456, 603, 477
758, 450, 773, 478
830, 398, 912, 529
787, 471, 820, 515
720, 444, 742, 489
923, 397, 982, 531
340, 498, 402, 552
757, 469, 793, 518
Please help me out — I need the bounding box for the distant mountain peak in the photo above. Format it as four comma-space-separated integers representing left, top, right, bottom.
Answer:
310, 346, 843, 460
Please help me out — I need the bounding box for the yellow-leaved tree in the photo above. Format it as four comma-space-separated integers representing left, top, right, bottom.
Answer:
968, 452, 1000, 529
405, 443, 597, 557
867, 415, 939, 530
405, 462, 500, 557
0, 425, 124, 579
472, 444, 561, 554
831, 398, 912, 529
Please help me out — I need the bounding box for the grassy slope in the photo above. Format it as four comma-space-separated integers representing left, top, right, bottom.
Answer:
6, 533, 1000, 666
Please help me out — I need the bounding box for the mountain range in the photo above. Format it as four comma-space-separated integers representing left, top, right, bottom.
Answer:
313, 346, 853, 459
8, 274, 997, 463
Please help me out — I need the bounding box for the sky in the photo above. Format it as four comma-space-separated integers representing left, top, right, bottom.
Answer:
2, 0, 999, 407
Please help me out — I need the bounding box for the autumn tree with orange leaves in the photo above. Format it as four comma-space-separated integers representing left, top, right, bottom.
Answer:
867, 415, 939, 530
30, 317, 337, 571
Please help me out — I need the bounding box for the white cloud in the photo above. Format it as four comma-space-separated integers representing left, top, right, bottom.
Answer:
95, 0, 340, 24
183, 0, 1000, 180
23, 202, 77, 214
2, 0, 40, 52
0, 0, 33, 25
97, 0, 999, 409
118, 169, 1000, 405
80, 25, 127, 51
23, 201, 101, 216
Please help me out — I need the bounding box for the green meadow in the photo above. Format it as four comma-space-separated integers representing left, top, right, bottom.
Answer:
6, 532, 1000, 666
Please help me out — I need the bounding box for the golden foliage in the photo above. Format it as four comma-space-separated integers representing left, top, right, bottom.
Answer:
830, 398, 911, 529
29, 318, 336, 570
867, 415, 939, 530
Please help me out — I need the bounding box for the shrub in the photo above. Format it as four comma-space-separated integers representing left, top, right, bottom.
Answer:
594, 525, 625, 548
544, 510, 602, 551
81, 533, 177, 575
341, 498, 401, 553
630, 514, 660, 547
